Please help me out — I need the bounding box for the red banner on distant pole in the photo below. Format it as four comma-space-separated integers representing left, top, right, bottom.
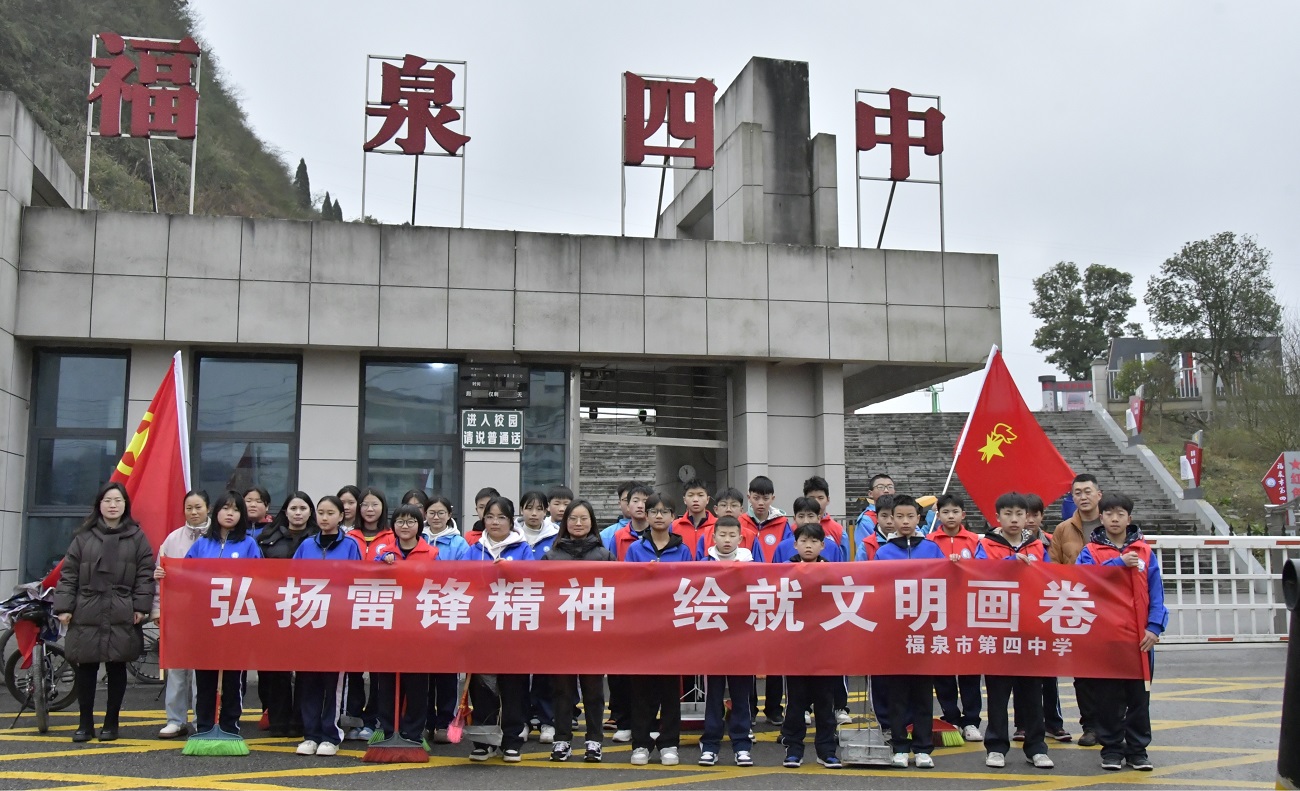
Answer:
1183, 442, 1203, 487
161, 559, 1147, 679
111, 352, 190, 550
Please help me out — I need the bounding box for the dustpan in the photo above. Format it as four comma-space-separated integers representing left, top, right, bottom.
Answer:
679, 674, 706, 730
840, 677, 893, 766
459, 673, 503, 746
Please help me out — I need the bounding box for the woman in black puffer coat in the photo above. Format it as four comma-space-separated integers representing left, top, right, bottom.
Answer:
53, 482, 155, 743
541, 500, 614, 762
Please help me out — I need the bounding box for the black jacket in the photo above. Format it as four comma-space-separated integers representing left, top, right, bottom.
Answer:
543, 536, 615, 561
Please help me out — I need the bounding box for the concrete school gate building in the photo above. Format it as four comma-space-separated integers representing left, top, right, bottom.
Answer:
0, 56, 1001, 586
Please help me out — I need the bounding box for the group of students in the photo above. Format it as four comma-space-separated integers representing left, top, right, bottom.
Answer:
138, 470, 1165, 773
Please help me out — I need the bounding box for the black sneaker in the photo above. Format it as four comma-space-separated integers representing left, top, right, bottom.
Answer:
817, 754, 843, 769
1046, 727, 1073, 742
550, 741, 571, 762
767, 713, 785, 726
1126, 756, 1154, 771
583, 741, 603, 763
1101, 756, 1122, 771
503, 748, 522, 763
1077, 730, 1098, 747
1012, 728, 1025, 742
783, 751, 802, 768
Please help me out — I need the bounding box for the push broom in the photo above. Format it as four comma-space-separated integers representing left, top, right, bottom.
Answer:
183, 671, 250, 756
361, 674, 429, 763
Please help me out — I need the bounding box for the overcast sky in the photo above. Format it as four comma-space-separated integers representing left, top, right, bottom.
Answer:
186, 0, 1300, 415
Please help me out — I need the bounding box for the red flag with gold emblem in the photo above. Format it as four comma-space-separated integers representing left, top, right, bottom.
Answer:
110, 352, 191, 550
950, 347, 1075, 525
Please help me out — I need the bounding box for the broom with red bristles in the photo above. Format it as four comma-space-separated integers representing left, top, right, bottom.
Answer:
447, 673, 472, 744
361, 675, 429, 763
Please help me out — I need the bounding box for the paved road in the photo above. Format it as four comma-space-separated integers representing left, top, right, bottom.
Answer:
0, 643, 1286, 790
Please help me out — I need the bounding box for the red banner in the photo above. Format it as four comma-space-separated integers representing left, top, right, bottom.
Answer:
161, 559, 1148, 679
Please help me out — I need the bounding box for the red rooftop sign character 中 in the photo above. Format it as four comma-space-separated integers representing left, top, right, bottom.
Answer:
88, 32, 201, 139
856, 87, 944, 181
364, 55, 470, 155
623, 73, 716, 170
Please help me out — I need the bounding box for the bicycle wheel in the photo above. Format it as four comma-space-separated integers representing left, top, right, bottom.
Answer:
127, 624, 162, 684
43, 644, 79, 712
33, 642, 48, 733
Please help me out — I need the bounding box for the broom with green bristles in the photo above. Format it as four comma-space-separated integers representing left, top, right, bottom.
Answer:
361, 674, 429, 763
183, 671, 250, 756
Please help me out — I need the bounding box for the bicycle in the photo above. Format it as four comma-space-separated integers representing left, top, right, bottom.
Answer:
2, 598, 78, 732
127, 622, 163, 685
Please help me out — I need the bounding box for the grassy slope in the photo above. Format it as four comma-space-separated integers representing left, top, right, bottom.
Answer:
0, 0, 312, 218
1138, 411, 1274, 534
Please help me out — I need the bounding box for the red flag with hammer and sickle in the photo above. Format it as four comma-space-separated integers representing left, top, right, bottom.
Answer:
110, 352, 191, 550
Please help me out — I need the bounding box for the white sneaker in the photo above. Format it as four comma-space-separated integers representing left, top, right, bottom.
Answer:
612, 729, 632, 743
315, 741, 338, 756
804, 711, 812, 725
699, 750, 718, 766
834, 709, 853, 725
158, 722, 186, 738
660, 746, 679, 766
519, 725, 530, 741
963, 725, 983, 742
986, 751, 1006, 768
539, 724, 556, 744
1030, 753, 1055, 769
295, 739, 318, 755
890, 752, 908, 768
630, 746, 650, 765
914, 753, 934, 769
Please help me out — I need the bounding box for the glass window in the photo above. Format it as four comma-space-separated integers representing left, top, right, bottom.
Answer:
521, 444, 565, 494
521, 369, 569, 491
525, 370, 567, 441
196, 441, 292, 507
32, 353, 126, 429
364, 444, 460, 508
23, 516, 85, 583
24, 350, 128, 581
360, 360, 459, 507
31, 438, 120, 507
193, 356, 300, 511
363, 363, 458, 436
196, 359, 298, 433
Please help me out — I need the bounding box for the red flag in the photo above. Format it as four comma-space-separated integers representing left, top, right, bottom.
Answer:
952, 348, 1075, 525
110, 352, 190, 550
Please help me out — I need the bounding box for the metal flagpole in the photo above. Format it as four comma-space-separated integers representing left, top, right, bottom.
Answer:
942, 344, 999, 494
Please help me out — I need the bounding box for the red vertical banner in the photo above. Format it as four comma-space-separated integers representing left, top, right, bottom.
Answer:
1183, 442, 1203, 487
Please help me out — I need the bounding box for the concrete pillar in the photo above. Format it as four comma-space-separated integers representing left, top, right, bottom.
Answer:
810, 133, 838, 247
1090, 357, 1110, 406
729, 362, 768, 488
297, 349, 360, 497
1198, 361, 1216, 414
814, 365, 847, 519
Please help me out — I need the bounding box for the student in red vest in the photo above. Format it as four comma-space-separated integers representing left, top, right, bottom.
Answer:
1014, 493, 1072, 744
372, 504, 437, 747
801, 476, 847, 555
1076, 492, 1167, 772
741, 475, 791, 561
927, 493, 984, 744
976, 492, 1053, 771
603, 483, 652, 562
696, 487, 758, 559
671, 478, 715, 553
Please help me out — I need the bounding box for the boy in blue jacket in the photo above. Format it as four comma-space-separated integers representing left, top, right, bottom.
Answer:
873, 494, 940, 769
1076, 492, 1167, 772
624, 494, 690, 767
768, 498, 845, 563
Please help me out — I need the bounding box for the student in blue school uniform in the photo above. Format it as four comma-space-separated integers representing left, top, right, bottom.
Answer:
1076, 492, 1168, 773
697, 516, 756, 768
873, 494, 942, 770
291, 495, 363, 758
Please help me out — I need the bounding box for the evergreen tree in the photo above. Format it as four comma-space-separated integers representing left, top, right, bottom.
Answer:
293, 159, 311, 210
321, 191, 333, 220
333, 198, 343, 222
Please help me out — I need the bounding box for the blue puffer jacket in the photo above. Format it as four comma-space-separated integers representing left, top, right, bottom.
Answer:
184, 533, 262, 560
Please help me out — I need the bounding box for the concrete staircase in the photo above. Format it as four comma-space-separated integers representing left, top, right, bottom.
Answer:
575, 411, 1203, 535
844, 411, 1203, 534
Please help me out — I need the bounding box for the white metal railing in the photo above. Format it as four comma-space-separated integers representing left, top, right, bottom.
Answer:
1106, 364, 1206, 402
1147, 535, 1299, 643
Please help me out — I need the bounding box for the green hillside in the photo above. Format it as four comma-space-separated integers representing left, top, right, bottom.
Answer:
0, 0, 313, 218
